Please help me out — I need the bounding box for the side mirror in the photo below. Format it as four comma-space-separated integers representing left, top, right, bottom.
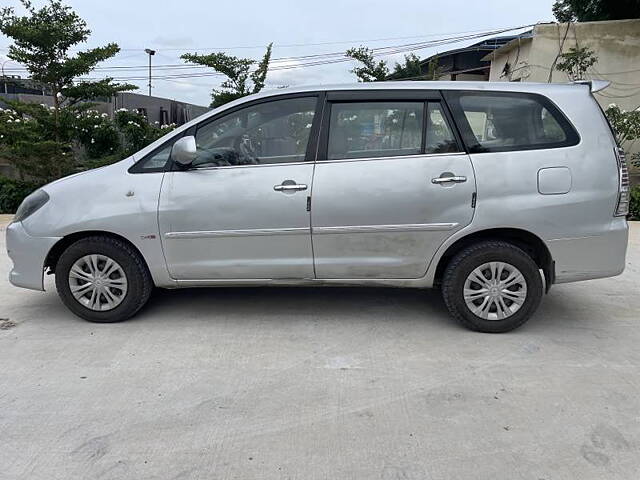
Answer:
171, 135, 197, 166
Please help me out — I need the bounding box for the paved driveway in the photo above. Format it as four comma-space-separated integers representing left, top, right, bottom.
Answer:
1, 216, 639, 480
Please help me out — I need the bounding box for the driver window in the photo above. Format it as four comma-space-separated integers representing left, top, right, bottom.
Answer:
193, 96, 317, 167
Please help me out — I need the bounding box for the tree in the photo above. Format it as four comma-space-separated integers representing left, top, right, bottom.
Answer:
346, 46, 389, 82
555, 46, 598, 80
0, 0, 136, 128
182, 43, 273, 108
391, 53, 423, 80
346, 47, 432, 82
552, 0, 640, 22
0, 0, 136, 182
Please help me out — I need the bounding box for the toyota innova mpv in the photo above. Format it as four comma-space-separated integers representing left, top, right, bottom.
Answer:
6, 81, 629, 332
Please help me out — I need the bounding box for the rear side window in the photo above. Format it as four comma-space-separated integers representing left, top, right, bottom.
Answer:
445, 91, 579, 153
327, 102, 424, 160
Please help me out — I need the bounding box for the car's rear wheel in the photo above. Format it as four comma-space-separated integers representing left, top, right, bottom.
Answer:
441, 241, 543, 333
55, 236, 153, 323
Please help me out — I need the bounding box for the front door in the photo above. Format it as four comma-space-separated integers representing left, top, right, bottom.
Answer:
159, 95, 320, 280
311, 93, 476, 279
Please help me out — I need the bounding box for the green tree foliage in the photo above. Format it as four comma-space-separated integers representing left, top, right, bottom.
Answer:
552, 0, 640, 22
0, 175, 41, 213
606, 102, 639, 222
392, 53, 423, 79
346, 46, 390, 82
0, 0, 137, 182
605, 103, 640, 167
0, 102, 73, 180
182, 43, 273, 108
555, 46, 598, 80
114, 109, 176, 157
346, 48, 431, 81
0, 103, 176, 182
630, 185, 640, 220
0, 1, 136, 113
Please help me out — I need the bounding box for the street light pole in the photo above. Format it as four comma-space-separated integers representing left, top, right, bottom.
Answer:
144, 48, 156, 96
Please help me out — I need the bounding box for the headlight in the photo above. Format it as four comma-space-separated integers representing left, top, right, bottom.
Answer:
14, 189, 50, 222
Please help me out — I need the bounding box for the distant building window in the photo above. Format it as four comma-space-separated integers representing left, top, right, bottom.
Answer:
160, 108, 169, 125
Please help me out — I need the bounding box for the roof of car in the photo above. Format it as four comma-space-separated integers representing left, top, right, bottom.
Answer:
250, 80, 585, 98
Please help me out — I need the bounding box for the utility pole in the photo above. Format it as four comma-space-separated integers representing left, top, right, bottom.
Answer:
144, 48, 156, 96
1, 59, 9, 95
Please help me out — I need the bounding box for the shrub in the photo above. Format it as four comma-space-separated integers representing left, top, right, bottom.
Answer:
73, 109, 121, 159
0, 176, 41, 214
0, 103, 176, 187
630, 185, 640, 221
114, 109, 175, 157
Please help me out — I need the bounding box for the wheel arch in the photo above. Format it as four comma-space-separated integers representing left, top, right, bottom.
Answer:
433, 228, 554, 292
44, 230, 152, 280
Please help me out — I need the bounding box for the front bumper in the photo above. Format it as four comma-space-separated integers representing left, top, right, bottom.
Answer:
6, 221, 61, 291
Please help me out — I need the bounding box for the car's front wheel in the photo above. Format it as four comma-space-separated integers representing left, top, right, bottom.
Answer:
441, 241, 543, 333
55, 236, 153, 323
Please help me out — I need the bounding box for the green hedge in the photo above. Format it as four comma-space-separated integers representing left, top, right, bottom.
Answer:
0, 176, 41, 214
630, 185, 640, 221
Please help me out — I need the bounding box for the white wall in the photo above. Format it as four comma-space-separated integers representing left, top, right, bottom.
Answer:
487, 20, 640, 177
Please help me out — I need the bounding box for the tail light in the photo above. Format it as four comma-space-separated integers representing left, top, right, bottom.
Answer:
615, 146, 630, 216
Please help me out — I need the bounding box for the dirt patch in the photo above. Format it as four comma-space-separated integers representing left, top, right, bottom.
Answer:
0, 318, 16, 330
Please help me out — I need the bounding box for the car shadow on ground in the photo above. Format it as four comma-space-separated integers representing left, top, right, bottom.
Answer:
24, 278, 606, 333
138, 285, 456, 326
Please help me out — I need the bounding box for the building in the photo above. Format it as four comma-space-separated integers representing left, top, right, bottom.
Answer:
0, 77, 209, 125
482, 19, 640, 182
390, 35, 526, 82
110, 92, 209, 125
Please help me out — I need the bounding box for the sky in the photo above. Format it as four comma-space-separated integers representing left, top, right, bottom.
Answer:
0, 0, 556, 106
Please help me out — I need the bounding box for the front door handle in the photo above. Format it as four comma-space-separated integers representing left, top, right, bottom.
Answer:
274, 180, 308, 192
431, 175, 467, 184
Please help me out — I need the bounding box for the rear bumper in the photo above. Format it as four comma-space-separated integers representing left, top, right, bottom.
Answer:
547, 218, 628, 284
6, 221, 61, 291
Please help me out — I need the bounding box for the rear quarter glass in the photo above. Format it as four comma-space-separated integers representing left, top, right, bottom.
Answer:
442, 90, 580, 153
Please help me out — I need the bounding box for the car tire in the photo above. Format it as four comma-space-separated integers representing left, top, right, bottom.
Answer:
55, 236, 153, 323
441, 241, 543, 333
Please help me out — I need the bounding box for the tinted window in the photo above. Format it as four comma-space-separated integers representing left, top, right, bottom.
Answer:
327, 102, 423, 160
446, 91, 579, 152
426, 102, 460, 154
193, 97, 317, 167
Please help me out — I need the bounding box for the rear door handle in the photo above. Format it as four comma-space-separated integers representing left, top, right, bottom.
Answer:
274, 182, 308, 192
431, 175, 467, 184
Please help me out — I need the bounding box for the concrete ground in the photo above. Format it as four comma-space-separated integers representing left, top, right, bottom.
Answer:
1, 215, 639, 480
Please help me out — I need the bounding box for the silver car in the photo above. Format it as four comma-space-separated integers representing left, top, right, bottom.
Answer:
5, 81, 629, 332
